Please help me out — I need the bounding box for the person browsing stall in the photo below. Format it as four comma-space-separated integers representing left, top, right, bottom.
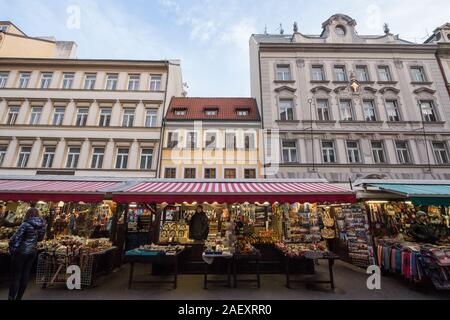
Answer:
189, 205, 209, 241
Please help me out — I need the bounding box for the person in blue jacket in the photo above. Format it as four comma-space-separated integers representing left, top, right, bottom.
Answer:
8, 207, 46, 300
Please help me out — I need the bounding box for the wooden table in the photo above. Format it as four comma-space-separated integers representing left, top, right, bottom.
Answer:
203, 254, 233, 289
124, 250, 183, 290
233, 251, 261, 288
285, 253, 339, 290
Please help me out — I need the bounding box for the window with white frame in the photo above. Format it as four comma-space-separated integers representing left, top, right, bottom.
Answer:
128, 74, 140, 91
186, 132, 198, 149
29, 107, 42, 125
322, 140, 336, 163
371, 141, 386, 163
18, 72, 31, 89
411, 66, 427, 83
41, 146, 56, 168
334, 66, 347, 82
378, 66, 392, 82
6, 106, 20, 125
317, 99, 330, 121
140, 148, 153, 170
62, 73, 75, 89
244, 132, 256, 150
420, 100, 438, 122
339, 100, 353, 121
236, 109, 249, 116
0, 145, 8, 166
76, 108, 89, 127
184, 168, 196, 179
395, 141, 412, 164
386, 100, 401, 122
122, 108, 135, 127
105, 74, 118, 90
99, 108, 112, 127
17, 146, 31, 168
204, 108, 218, 116
356, 66, 370, 82
84, 73, 96, 90
311, 65, 325, 81
225, 132, 236, 150
115, 148, 129, 169
149, 75, 162, 91
205, 132, 217, 149
363, 100, 377, 121
0, 25, 7, 32
346, 141, 361, 163
91, 147, 105, 169
0, 72, 9, 88
145, 109, 158, 127
52, 107, 65, 126
40, 72, 53, 89
279, 99, 295, 121
173, 108, 186, 116
432, 142, 449, 164
204, 168, 216, 179
66, 147, 80, 169
164, 168, 177, 179
282, 140, 298, 163
167, 132, 179, 148
276, 65, 291, 81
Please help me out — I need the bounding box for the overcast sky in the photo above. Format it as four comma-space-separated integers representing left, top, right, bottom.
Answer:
1, 0, 449, 97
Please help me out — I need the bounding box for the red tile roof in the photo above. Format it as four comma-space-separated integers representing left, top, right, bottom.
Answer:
166, 97, 260, 121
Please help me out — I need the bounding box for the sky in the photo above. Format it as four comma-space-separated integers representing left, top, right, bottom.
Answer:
1, 0, 449, 97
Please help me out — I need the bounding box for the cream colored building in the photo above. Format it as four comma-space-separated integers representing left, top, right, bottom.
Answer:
250, 14, 450, 183
0, 22, 183, 178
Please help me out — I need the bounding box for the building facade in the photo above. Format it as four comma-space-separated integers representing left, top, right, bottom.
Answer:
250, 14, 450, 183
425, 23, 450, 97
160, 97, 263, 180
0, 22, 183, 178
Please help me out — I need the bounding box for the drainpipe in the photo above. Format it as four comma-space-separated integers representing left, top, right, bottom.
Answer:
156, 61, 171, 178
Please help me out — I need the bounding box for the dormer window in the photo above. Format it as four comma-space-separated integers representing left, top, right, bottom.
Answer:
174, 108, 187, 116
335, 25, 346, 36
0, 26, 7, 32
236, 108, 250, 116
204, 107, 218, 116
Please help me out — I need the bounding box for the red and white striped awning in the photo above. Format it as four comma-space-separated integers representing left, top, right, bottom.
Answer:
113, 181, 356, 204
0, 180, 119, 202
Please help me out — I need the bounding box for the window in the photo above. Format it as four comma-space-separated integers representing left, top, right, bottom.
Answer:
236, 109, 249, 116
322, 141, 336, 163
363, 100, 377, 121
311, 65, 325, 81
204, 168, 216, 179
145, 109, 158, 127
411, 66, 427, 83
356, 66, 370, 82
149, 75, 162, 91
205, 132, 217, 149
40, 72, 53, 89
334, 66, 347, 82
244, 169, 256, 179
62, 73, 74, 89
91, 147, 105, 169
371, 141, 386, 163
282, 140, 298, 163
29, 107, 42, 125
18, 72, 31, 88
84, 73, 96, 90
122, 108, 135, 127
204, 109, 218, 116
335, 25, 346, 36
347, 141, 361, 163
6, 106, 20, 125
115, 148, 129, 169
0, 72, 9, 88
339, 100, 353, 121
184, 168, 196, 179
0, 26, 7, 32
225, 132, 236, 150
17, 146, 31, 168
76, 108, 89, 127
0, 145, 7, 166
128, 74, 140, 91
395, 141, 412, 164
105, 74, 118, 90
420, 100, 437, 122
244, 132, 256, 150
224, 168, 237, 179
317, 99, 330, 121
276, 65, 291, 81
42, 147, 56, 168
52, 107, 65, 126
99, 108, 112, 127
432, 142, 450, 164
140, 148, 153, 170
167, 132, 179, 148
378, 66, 392, 82
279, 99, 295, 121
66, 147, 80, 169
186, 132, 198, 149
386, 100, 401, 122
174, 109, 186, 116
164, 168, 177, 179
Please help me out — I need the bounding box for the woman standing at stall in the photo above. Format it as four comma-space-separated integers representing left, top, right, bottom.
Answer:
8, 207, 46, 300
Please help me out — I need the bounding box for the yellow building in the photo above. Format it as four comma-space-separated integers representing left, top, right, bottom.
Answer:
160, 97, 264, 179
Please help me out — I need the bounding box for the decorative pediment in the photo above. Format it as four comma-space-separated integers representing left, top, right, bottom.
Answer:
333, 86, 348, 93
379, 86, 400, 94
363, 86, 377, 93
413, 87, 436, 94
274, 86, 297, 93
311, 86, 332, 94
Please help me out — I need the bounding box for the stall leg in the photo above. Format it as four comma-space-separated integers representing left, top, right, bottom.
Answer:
227, 260, 231, 288
233, 259, 237, 288
174, 258, 178, 290
328, 259, 335, 290
128, 262, 134, 289
203, 263, 208, 290
285, 256, 291, 289
256, 258, 261, 289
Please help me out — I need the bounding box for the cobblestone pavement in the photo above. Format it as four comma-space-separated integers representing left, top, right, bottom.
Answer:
1, 260, 449, 300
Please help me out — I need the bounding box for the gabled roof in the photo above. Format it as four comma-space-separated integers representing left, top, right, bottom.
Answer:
166, 97, 260, 122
